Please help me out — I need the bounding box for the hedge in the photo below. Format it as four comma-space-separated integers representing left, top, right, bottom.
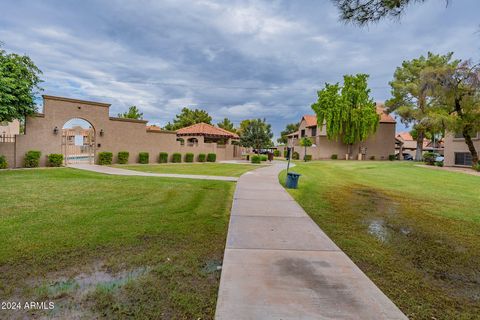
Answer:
172, 153, 182, 163
207, 153, 216, 162
273, 150, 280, 157
139, 152, 149, 164
292, 151, 299, 160
260, 155, 267, 161
185, 153, 194, 163
47, 154, 63, 167
24, 150, 41, 168
369, 155, 375, 160
283, 150, 288, 158
198, 153, 206, 162
159, 152, 168, 163
251, 155, 261, 164
388, 154, 396, 161
0, 155, 7, 169
474, 161, 480, 172
304, 154, 312, 161
117, 151, 129, 164
331, 154, 338, 160
98, 152, 113, 165
423, 152, 436, 165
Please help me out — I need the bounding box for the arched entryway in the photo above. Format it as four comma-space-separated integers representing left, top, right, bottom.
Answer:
61, 118, 95, 165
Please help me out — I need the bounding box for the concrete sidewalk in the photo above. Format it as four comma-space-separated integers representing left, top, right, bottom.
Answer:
215, 163, 407, 319
68, 164, 238, 181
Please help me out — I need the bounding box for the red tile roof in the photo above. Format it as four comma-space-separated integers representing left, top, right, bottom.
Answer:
176, 122, 239, 138
396, 131, 414, 141
301, 103, 396, 126
146, 125, 162, 132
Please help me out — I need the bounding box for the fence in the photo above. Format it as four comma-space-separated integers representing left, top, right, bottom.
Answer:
0, 134, 15, 143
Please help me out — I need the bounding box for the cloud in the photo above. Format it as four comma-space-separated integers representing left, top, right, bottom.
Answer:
0, 0, 479, 138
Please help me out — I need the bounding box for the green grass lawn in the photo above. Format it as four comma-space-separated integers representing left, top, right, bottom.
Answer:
0, 168, 234, 319
280, 161, 480, 319
114, 162, 265, 177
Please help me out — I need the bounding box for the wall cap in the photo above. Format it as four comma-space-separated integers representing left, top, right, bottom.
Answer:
43, 95, 111, 108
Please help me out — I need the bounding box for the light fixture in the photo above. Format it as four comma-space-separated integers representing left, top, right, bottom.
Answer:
99, 129, 104, 137
53, 126, 59, 135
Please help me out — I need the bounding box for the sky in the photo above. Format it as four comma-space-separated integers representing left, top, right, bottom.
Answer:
1, 0, 479, 139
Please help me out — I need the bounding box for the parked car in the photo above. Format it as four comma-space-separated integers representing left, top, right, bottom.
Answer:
396, 153, 413, 160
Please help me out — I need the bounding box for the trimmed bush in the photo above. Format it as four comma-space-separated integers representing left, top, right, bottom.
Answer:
331, 154, 338, 160
207, 153, 216, 162
422, 152, 436, 165
260, 155, 267, 161
24, 150, 41, 168
139, 152, 149, 164
292, 151, 299, 160
273, 150, 280, 157
159, 152, 168, 163
117, 151, 129, 164
388, 154, 396, 161
172, 153, 182, 163
251, 155, 261, 164
304, 154, 312, 161
47, 154, 63, 167
198, 153, 206, 162
435, 161, 444, 167
185, 153, 194, 163
474, 161, 480, 172
283, 150, 288, 158
0, 155, 8, 169
369, 155, 375, 160
98, 152, 113, 165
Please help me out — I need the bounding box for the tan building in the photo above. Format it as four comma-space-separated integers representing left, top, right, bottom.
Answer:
285, 106, 396, 160
443, 132, 480, 166
0, 95, 242, 168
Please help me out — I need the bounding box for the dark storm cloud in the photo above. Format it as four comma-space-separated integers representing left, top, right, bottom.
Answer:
1, 0, 479, 136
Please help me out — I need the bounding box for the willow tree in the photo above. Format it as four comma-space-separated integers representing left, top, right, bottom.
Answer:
311, 74, 379, 158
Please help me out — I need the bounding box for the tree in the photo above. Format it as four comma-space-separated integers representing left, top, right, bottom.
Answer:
311, 74, 379, 157
0, 45, 43, 122
427, 60, 480, 165
217, 118, 237, 134
164, 107, 212, 130
332, 0, 432, 25
277, 122, 299, 144
386, 52, 458, 160
299, 137, 313, 161
117, 105, 143, 119
240, 118, 273, 153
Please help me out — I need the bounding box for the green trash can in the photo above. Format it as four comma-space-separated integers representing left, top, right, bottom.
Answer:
286, 172, 301, 189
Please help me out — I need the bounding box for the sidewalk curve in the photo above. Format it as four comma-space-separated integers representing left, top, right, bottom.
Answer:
68, 164, 238, 181
215, 162, 407, 319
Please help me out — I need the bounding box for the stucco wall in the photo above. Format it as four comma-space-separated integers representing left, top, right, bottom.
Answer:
444, 133, 480, 166
2, 96, 241, 168
0, 142, 15, 167
0, 120, 20, 135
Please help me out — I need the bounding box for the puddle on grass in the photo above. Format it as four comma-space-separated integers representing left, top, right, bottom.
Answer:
201, 260, 222, 274
367, 219, 388, 243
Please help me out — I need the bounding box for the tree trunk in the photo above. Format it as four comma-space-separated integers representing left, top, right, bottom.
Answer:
415, 131, 424, 161
463, 130, 479, 166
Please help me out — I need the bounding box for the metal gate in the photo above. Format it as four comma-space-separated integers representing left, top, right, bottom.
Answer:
61, 128, 95, 165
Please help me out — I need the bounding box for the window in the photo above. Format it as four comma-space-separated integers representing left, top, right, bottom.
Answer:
311, 126, 317, 137
454, 152, 472, 166
454, 132, 464, 139
301, 129, 305, 138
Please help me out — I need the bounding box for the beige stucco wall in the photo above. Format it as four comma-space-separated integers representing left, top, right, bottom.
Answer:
2, 95, 241, 168
0, 120, 20, 135
444, 132, 480, 166
288, 122, 396, 160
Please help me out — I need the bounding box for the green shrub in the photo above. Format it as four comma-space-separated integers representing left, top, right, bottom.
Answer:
434, 161, 444, 167
283, 150, 288, 158
198, 153, 206, 162
172, 153, 182, 163
273, 150, 280, 157
117, 151, 129, 164
207, 153, 216, 162
388, 154, 396, 161
260, 155, 267, 161
474, 161, 480, 172
331, 154, 338, 160
422, 152, 436, 165
139, 152, 149, 164
47, 154, 63, 167
24, 150, 41, 168
0, 155, 8, 169
292, 151, 299, 160
98, 152, 113, 165
304, 154, 312, 161
369, 155, 375, 160
185, 153, 194, 162
251, 155, 261, 164
159, 152, 168, 163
